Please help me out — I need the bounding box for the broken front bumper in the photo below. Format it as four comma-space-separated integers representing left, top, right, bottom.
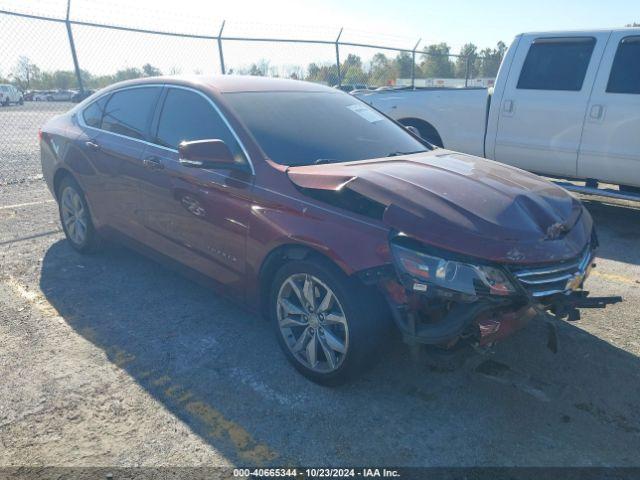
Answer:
376, 271, 621, 351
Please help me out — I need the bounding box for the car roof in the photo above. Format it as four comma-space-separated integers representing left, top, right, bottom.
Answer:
99, 75, 336, 94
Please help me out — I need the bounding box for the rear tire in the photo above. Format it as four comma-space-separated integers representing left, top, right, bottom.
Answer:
57, 176, 102, 253
270, 258, 387, 386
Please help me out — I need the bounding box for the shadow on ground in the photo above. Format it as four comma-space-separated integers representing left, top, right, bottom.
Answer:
582, 199, 640, 265
39, 240, 640, 466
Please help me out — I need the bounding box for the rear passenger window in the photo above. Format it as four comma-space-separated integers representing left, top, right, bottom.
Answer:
517, 37, 596, 91
101, 87, 160, 140
82, 96, 108, 128
607, 36, 640, 94
155, 88, 245, 163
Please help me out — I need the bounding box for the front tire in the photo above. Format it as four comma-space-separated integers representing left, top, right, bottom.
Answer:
270, 258, 386, 385
57, 176, 102, 253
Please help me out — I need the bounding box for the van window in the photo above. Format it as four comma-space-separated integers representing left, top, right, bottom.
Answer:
517, 37, 596, 91
101, 87, 160, 140
154, 88, 245, 164
607, 36, 640, 94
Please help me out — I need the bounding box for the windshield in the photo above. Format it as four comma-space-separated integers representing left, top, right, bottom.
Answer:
223, 91, 429, 166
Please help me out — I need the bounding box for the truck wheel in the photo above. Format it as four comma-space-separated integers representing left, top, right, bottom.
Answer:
400, 119, 443, 147
57, 176, 102, 253
270, 258, 386, 385
18, 98, 24, 105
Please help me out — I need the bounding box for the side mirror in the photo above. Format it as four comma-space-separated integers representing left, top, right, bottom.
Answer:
405, 125, 421, 137
178, 139, 238, 169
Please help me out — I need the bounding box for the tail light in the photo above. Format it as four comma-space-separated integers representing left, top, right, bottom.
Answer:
38, 128, 43, 142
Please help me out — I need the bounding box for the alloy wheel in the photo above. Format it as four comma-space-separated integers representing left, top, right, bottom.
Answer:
277, 273, 349, 373
61, 186, 88, 246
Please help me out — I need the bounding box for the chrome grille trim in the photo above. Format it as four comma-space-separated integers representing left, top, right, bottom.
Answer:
510, 248, 593, 298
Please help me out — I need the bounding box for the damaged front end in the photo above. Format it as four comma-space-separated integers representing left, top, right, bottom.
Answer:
365, 233, 621, 355
286, 152, 622, 356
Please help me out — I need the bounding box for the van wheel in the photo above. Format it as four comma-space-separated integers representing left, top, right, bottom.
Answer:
57, 176, 102, 253
270, 258, 386, 385
18, 98, 24, 105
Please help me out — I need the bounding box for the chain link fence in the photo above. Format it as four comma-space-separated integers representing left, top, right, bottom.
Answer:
0, 1, 504, 186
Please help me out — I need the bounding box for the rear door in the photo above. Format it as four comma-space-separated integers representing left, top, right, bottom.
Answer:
79, 85, 162, 235
138, 86, 254, 295
492, 33, 609, 177
578, 33, 640, 188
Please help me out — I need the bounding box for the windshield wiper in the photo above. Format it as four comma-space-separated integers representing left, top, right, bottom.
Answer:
314, 158, 333, 165
386, 150, 427, 157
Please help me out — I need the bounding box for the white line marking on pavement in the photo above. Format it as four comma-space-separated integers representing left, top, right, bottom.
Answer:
0, 199, 55, 210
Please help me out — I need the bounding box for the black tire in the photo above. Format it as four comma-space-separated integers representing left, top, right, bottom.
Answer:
57, 176, 102, 253
270, 257, 388, 386
18, 98, 23, 105
399, 119, 443, 147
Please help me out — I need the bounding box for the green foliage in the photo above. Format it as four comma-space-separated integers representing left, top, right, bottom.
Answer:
420, 43, 454, 78
5, 40, 508, 92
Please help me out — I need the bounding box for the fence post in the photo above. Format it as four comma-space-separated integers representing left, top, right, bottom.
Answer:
411, 38, 421, 88
217, 20, 226, 74
335, 27, 343, 87
65, 0, 84, 94
464, 55, 471, 87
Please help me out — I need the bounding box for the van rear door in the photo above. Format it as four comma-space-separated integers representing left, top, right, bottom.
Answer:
491, 33, 608, 177
578, 32, 640, 189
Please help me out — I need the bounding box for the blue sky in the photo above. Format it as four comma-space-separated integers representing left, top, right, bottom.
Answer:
0, 0, 638, 76
315, 0, 638, 50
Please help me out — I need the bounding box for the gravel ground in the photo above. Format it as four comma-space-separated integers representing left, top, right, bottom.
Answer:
0, 102, 72, 186
1, 104, 639, 469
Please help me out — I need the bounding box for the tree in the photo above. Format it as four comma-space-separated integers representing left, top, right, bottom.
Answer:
477, 41, 507, 78
626, 22, 640, 27
11, 56, 40, 90
305, 62, 339, 86
393, 51, 414, 79
142, 63, 162, 77
420, 43, 454, 78
341, 53, 366, 85
369, 52, 396, 86
455, 43, 478, 79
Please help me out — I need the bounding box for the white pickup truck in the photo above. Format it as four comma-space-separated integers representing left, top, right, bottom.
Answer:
355, 28, 640, 197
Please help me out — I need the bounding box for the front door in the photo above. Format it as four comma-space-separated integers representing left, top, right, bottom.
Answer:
492, 33, 608, 177
136, 87, 254, 296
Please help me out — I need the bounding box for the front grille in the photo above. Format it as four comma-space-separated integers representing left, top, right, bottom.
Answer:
509, 248, 593, 298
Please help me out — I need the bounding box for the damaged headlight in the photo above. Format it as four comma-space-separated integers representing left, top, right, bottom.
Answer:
391, 243, 515, 297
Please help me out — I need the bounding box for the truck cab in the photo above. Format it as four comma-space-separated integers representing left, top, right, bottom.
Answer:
357, 28, 640, 195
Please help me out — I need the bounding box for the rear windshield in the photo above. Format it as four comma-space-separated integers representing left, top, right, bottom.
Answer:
223, 91, 428, 166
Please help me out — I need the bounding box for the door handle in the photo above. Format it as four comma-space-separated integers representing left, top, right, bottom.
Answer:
589, 104, 605, 120
85, 140, 101, 151
142, 156, 164, 170
503, 99, 514, 114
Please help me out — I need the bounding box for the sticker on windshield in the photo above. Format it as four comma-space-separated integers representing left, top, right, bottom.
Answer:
346, 104, 384, 123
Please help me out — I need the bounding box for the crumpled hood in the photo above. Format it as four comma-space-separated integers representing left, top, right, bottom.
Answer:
287, 150, 593, 264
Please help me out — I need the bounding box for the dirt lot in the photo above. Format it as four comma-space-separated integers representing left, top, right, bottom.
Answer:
1, 102, 639, 468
